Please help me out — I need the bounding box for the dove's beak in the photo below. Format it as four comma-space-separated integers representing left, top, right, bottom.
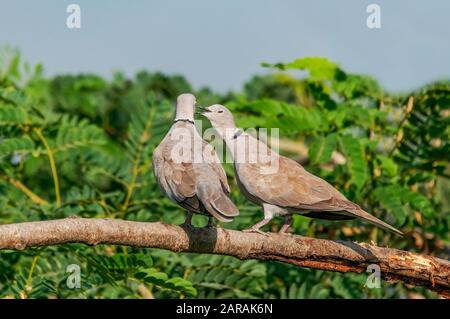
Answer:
195, 105, 204, 116
196, 106, 211, 117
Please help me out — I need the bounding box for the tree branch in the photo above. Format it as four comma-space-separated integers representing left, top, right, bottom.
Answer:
0, 217, 448, 296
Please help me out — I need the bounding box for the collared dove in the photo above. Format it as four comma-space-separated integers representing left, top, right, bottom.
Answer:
152, 94, 239, 226
201, 104, 403, 236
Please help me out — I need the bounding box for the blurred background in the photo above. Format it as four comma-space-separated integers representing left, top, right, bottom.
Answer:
0, 1, 449, 299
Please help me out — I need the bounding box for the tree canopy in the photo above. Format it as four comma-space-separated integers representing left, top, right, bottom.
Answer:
0, 47, 449, 299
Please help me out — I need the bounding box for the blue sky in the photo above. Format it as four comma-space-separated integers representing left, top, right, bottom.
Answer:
0, 0, 449, 92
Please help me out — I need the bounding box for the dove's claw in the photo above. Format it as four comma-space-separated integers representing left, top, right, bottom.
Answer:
278, 215, 293, 235
243, 228, 269, 237
278, 226, 292, 235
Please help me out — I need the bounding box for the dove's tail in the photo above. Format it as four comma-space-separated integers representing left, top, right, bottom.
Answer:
197, 185, 239, 223
348, 208, 404, 237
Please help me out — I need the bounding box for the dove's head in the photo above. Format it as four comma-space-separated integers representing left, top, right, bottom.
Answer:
175, 93, 197, 120
177, 93, 196, 106
201, 104, 236, 130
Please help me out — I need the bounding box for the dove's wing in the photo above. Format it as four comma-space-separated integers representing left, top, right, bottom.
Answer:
152, 139, 201, 212
236, 156, 348, 210
235, 143, 402, 235
152, 123, 238, 222
202, 139, 231, 194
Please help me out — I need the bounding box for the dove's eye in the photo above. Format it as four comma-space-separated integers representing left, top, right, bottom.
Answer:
218, 110, 224, 113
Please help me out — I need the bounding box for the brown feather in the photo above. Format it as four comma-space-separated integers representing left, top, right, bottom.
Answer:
153, 122, 238, 221
232, 133, 402, 235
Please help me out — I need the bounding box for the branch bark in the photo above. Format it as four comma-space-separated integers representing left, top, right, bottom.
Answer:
0, 217, 448, 296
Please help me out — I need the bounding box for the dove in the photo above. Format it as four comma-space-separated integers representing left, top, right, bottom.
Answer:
201, 104, 403, 236
152, 94, 239, 227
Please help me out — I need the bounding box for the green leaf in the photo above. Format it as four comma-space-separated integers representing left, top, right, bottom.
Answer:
309, 133, 337, 164
339, 135, 368, 190
203, 267, 222, 282
373, 184, 435, 224
398, 186, 435, 218
164, 277, 197, 297
331, 277, 353, 299
50, 115, 106, 154
288, 283, 298, 299
239, 260, 260, 273
373, 185, 406, 225
264, 57, 339, 81
334, 73, 382, 99
224, 273, 241, 286
376, 155, 398, 177
0, 136, 35, 157
0, 104, 27, 126
230, 99, 328, 135
310, 285, 329, 299
296, 283, 307, 298
135, 268, 168, 286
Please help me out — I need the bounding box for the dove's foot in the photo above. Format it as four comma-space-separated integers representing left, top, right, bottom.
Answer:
242, 218, 272, 236
243, 228, 269, 237
278, 215, 293, 235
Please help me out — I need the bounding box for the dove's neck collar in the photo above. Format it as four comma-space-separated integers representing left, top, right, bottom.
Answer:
232, 129, 244, 139
175, 102, 195, 124
213, 125, 241, 141
173, 118, 195, 125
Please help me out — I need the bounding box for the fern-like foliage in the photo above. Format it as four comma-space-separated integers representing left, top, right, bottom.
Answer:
0, 50, 447, 300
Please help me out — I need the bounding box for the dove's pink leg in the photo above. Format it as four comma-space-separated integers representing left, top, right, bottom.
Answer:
278, 215, 293, 234
244, 203, 284, 235
243, 218, 271, 236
